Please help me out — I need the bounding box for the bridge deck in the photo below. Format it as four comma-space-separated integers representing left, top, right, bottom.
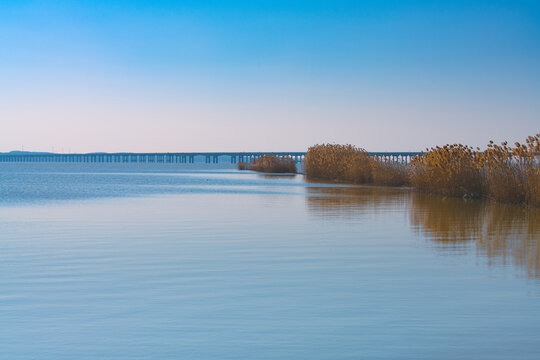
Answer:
0, 152, 423, 164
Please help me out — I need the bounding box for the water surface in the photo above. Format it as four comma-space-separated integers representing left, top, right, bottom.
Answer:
1, 163, 539, 359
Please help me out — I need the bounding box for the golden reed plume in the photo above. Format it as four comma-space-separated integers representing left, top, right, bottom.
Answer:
304, 134, 540, 206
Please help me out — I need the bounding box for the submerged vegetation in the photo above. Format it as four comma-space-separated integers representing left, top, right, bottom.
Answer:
304, 134, 540, 206
238, 155, 296, 173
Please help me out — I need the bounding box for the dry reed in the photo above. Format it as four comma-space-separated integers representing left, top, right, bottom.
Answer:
411, 134, 540, 204
480, 136, 540, 205
410, 144, 483, 198
305, 144, 409, 186
305, 134, 540, 206
370, 159, 410, 186
239, 155, 296, 173
304, 144, 372, 183
527, 166, 540, 206
237, 161, 249, 170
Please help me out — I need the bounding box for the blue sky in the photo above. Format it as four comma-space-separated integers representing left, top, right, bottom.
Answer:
1, 0, 539, 152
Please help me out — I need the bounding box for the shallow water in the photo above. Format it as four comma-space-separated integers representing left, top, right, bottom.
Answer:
1, 163, 539, 359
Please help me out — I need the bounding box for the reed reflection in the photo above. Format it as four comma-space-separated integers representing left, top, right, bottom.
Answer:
256, 174, 298, 179
305, 185, 411, 219
412, 194, 540, 278
306, 186, 540, 278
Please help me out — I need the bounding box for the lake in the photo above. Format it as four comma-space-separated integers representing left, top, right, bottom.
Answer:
1, 163, 539, 359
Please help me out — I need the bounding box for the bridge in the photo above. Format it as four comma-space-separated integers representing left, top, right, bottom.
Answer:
0, 152, 422, 164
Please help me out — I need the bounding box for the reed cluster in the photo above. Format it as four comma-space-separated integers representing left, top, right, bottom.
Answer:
305, 134, 540, 206
238, 155, 296, 173
370, 159, 410, 186
411, 135, 540, 205
304, 144, 372, 183
304, 144, 409, 186
237, 161, 249, 170
481, 135, 540, 205
410, 144, 483, 198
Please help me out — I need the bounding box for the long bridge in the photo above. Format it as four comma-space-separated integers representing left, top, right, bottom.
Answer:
0, 152, 422, 164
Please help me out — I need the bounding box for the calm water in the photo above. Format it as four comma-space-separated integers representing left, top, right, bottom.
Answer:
1, 163, 539, 359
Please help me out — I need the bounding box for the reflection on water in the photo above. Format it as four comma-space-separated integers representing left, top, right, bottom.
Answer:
410, 195, 485, 243
411, 194, 540, 278
256, 174, 299, 179
305, 185, 410, 218
307, 186, 540, 278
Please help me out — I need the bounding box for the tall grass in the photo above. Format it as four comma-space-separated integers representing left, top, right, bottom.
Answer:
305, 134, 540, 206
527, 166, 540, 206
304, 144, 408, 186
410, 144, 483, 198
238, 155, 296, 173
481, 150, 527, 204
480, 136, 539, 204
370, 159, 410, 186
237, 161, 249, 170
412, 134, 540, 205
304, 144, 372, 183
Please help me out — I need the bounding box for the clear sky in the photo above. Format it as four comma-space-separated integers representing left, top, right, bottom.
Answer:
1, 0, 539, 152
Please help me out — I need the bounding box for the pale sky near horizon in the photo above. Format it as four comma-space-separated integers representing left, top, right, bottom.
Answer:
1, 0, 539, 153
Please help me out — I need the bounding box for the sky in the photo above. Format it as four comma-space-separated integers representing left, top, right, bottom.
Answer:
1, 0, 539, 152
